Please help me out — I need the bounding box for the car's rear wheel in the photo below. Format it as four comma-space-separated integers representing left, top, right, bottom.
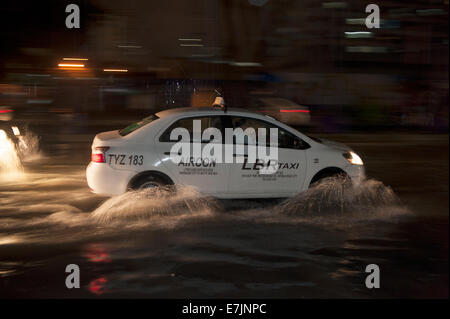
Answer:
139, 180, 164, 189
130, 174, 167, 190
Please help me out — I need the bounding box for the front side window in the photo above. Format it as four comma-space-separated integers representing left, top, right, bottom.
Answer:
229, 116, 308, 150
230, 116, 267, 146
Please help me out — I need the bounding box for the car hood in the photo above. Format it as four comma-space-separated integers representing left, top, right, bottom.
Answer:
319, 138, 352, 152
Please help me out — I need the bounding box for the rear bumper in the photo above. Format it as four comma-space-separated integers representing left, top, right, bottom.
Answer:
86, 162, 136, 196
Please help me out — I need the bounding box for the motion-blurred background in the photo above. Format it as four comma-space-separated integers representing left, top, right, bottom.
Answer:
0, 0, 448, 132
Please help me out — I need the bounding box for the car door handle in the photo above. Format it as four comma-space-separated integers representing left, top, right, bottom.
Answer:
164, 151, 182, 155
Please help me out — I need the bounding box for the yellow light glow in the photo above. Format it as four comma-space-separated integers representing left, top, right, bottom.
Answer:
103, 69, 128, 72
346, 151, 364, 165
0, 235, 24, 245
58, 63, 85, 68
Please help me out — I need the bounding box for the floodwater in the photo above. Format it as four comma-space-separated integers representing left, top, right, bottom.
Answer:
0, 130, 448, 298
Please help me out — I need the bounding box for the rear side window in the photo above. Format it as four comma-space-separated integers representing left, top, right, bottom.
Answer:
119, 114, 159, 136
160, 116, 223, 142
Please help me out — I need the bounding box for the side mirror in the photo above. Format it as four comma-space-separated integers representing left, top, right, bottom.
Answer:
295, 138, 310, 150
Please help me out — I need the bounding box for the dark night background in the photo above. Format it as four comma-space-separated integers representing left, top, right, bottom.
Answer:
0, 0, 448, 130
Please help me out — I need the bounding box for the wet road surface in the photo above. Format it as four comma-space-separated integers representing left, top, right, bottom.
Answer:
0, 127, 448, 298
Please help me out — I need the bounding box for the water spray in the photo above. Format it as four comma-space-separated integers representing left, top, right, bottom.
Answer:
0, 129, 24, 180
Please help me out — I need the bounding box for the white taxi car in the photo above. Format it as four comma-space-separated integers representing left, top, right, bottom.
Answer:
86, 106, 365, 198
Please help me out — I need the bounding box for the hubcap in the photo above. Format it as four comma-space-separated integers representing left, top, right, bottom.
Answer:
139, 181, 160, 189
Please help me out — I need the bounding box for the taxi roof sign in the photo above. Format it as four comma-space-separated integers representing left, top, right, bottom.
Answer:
212, 97, 227, 112
212, 97, 225, 107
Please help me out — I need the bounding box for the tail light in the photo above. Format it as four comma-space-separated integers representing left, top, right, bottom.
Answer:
91, 146, 110, 163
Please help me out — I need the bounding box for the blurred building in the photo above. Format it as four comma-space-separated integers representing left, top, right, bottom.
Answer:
0, 0, 448, 130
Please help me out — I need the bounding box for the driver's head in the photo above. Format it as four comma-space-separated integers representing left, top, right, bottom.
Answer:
236, 118, 249, 129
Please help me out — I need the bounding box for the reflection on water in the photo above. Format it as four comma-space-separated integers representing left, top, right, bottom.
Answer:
89, 277, 108, 295
84, 244, 112, 263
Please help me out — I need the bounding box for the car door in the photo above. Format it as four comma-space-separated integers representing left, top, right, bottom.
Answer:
157, 115, 229, 195
225, 115, 309, 197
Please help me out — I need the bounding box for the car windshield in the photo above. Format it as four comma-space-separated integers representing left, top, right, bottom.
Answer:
306, 134, 322, 143
119, 114, 159, 136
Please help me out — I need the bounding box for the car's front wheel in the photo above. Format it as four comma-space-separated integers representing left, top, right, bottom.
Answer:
309, 169, 351, 189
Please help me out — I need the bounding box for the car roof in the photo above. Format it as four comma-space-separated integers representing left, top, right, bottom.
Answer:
155, 106, 269, 119
141, 106, 312, 144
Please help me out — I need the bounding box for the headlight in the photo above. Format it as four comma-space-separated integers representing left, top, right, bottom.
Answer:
0, 129, 6, 140
12, 126, 20, 136
343, 151, 363, 165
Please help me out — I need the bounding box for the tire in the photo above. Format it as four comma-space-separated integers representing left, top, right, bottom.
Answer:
310, 172, 351, 189
131, 174, 167, 190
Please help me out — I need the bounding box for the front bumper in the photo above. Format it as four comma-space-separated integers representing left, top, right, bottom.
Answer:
86, 162, 137, 196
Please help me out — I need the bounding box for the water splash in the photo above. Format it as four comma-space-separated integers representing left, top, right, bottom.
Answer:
91, 185, 219, 225
0, 132, 24, 181
277, 177, 408, 221
17, 127, 42, 162
0, 163, 410, 245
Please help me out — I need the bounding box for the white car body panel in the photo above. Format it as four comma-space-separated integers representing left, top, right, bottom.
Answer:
86, 107, 365, 198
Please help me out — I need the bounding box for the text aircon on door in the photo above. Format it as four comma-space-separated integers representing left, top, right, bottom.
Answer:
156, 115, 229, 195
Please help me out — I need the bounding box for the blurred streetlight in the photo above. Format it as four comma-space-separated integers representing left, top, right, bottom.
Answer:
103, 69, 128, 72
